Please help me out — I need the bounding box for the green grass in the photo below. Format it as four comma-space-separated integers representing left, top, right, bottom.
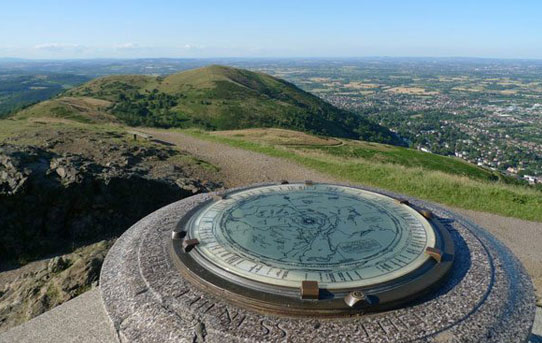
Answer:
183, 129, 542, 222
300, 143, 507, 183
167, 154, 221, 172
13, 97, 116, 124
45, 283, 60, 302
0, 119, 124, 144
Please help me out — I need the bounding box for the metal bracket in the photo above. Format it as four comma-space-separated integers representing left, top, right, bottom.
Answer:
425, 247, 443, 263
171, 231, 186, 240
212, 193, 226, 201
182, 239, 200, 253
304, 180, 314, 186
420, 209, 433, 219
300, 281, 319, 300
344, 291, 367, 308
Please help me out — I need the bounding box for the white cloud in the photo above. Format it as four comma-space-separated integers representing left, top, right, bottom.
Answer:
3, 43, 304, 59
115, 42, 140, 50
34, 43, 83, 51
182, 44, 207, 50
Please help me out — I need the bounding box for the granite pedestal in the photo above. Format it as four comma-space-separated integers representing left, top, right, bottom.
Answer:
100, 183, 536, 342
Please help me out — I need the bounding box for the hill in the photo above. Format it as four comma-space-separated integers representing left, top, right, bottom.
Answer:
42, 65, 402, 145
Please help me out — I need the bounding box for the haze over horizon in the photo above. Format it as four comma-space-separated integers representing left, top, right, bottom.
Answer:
2, 0, 542, 60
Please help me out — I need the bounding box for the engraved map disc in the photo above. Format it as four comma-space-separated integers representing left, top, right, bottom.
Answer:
171, 183, 454, 315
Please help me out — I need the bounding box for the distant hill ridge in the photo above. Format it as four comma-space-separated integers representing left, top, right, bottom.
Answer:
15, 65, 403, 145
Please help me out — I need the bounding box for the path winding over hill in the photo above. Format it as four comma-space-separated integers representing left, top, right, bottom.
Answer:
143, 128, 542, 306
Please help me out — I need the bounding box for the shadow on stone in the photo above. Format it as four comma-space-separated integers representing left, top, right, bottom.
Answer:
403, 217, 472, 308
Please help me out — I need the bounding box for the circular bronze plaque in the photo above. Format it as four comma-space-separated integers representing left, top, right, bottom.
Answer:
171, 183, 454, 316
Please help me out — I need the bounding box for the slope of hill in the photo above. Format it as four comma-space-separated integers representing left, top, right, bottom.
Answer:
212, 128, 506, 183
175, 128, 541, 222
51, 65, 403, 145
14, 96, 117, 124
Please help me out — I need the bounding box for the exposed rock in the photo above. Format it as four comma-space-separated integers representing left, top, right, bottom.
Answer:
0, 241, 112, 332
0, 128, 223, 331
176, 177, 205, 194
47, 257, 69, 274
0, 151, 31, 195
55, 167, 66, 178
0, 130, 222, 263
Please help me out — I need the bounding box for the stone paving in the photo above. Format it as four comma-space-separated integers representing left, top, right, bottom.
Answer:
0, 288, 118, 343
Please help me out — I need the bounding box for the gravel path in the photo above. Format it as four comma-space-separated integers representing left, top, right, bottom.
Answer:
143, 129, 336, 187
143, 128, 542, 307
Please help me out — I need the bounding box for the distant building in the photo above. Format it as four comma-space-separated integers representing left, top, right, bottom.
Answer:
523, 175, 537, 185
419, 147, 431, 153
507, 167, 518, 174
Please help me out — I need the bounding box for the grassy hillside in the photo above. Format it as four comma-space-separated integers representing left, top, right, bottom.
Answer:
15, 96, 117, 124
184, 128, 541, 222
214, 128, 508, 183
57, 65, 401, 145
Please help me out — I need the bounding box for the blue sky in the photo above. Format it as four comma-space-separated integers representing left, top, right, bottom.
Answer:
1, 0, 541, 59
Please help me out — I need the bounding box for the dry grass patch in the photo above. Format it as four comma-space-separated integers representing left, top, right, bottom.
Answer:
386, 87, 438, 95
212, 128, 342, 147
308, 77, 331, 82
499, 90, 519, 95
15, 96, 117, 124
452, 86, 485, 92
344, 82, 380, 89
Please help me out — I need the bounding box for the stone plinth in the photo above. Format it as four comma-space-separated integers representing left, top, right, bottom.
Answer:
100, 184, 536, 342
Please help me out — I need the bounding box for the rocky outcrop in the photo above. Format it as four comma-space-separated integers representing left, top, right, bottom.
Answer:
0, 128, 222, 331
0, 138, 220, 263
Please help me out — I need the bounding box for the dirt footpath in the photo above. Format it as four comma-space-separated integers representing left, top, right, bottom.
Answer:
142, 128, 542, 306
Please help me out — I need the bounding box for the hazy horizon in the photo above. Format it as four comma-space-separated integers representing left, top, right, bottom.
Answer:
2, 0, 542, 60
2, 56, 542, 63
